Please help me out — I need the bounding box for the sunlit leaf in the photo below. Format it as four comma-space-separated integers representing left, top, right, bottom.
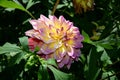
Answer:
0, 0, 26, 11
82, 30, 94, 44
24, 55, 38, 71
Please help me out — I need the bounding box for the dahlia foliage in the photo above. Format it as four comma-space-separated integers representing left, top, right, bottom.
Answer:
25, 15, 83, 69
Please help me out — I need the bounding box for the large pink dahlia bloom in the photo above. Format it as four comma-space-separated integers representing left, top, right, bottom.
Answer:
25, 15, 83, 69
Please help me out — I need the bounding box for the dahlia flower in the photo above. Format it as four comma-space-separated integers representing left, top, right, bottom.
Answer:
73, 0, 94, 14
25, 15, 83, 69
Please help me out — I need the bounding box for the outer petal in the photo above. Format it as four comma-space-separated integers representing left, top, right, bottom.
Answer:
40, 15, 49, 21
58, 62, 64, 68
28, 38, 43, 51
52, 16, 62, 29
40, 15, 54, 26
61, 55, 70, 65
59, 16, 66, 23
25, 29, 41, 40
72, 49, 81, 59
29, 20, 40, 30
66, 58, 73, 69
58, 55, 70, 68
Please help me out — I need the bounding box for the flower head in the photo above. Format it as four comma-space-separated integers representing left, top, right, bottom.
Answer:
25, 15, 83, 69
73, 0, 94, 14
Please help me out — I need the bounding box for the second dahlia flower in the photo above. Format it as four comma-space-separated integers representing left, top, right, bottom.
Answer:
73, 0, 94, 14
25, 15, 83, 69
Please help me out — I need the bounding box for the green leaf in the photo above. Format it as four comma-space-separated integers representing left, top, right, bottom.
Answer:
24, 55, 39, 71
102, 71, 118, 80
96, 45, 104, 52
82, 30, 94, 44
99, 43, 113, 49
9, 52, 26, 66
19, 36, 29, 51
100, 50, 112, 67
26, 0, 40, 9
38, 65, 50, 80
48, 65, 72, 80
95, 41, 113, 50
85, 47, 102, 80
0, 43, 22, 54
0, 0, 35, 18
47, 58, 58, 68
22, 0, 29, 3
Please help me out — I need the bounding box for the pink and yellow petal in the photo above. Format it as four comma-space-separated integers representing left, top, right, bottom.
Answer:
66, 46, 74, 57
66, 39, 83, 48
54, 45, 66, 62
25, 29, 42, 40
41, 41, 62, 54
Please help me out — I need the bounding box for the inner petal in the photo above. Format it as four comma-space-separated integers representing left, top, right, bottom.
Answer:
41, 41, 62, 54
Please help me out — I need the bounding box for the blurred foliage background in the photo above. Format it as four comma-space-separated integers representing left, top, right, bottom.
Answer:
0, 0, 120, 80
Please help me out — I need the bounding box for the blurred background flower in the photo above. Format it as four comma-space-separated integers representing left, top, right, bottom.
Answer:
25, 15, 83, 69
73, 0, 94, 14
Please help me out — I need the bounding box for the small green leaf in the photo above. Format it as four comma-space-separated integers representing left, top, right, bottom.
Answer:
96, 45, 104, 52
47, 58, 58, 68
25, 55, 39, 71
48, 65, 72, 80
26, 0, 40, 9
0, 43, 22, 54
25, 55, 35, 71
82, 30, 94, 44
19, 36, 29, 51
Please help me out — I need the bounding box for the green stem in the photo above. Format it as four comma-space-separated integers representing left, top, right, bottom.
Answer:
26, 10, 35, 19
51, 0, 60, 15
